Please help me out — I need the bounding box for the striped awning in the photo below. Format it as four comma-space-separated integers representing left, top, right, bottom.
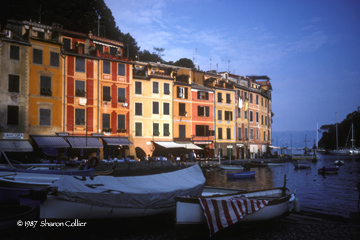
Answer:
0, 140, 33, 152
66, 137, 103, 149
32, 136, 70, 148
102, 138, 133, 146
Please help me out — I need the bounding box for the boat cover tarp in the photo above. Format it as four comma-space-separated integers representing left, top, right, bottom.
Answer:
50, 164, 205, 209
199, 196, 268, 236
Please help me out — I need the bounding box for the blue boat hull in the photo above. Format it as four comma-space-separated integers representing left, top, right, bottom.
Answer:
227, 171, 256, 179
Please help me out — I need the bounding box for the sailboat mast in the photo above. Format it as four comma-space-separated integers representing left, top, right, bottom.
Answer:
336, 112, 338, 150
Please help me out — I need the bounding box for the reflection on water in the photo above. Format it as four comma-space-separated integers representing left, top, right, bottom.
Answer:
203, 154, 360, 218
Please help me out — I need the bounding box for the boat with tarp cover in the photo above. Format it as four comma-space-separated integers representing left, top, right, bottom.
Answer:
34, 164, 205, 219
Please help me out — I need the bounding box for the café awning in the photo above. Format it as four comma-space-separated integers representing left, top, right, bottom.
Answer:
32, 136, 69, 148
66, 137, 103, 149
0, 140, 33, 152
102, 137, 133, 146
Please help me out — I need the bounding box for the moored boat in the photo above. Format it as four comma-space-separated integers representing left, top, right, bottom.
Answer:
226, 171, 256, 179
219, 164, 244, 170
317, 167, 339, 174
334, 160, 345, 166
293, 160, 311, 169
35, 164, 205, 219
175, 184, 296, 236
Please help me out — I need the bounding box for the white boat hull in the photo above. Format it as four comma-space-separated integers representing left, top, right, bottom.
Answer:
176, 188, 295, 224
0, 172, 60, 189
40, 195, 174, 219
219, 165, 244, 170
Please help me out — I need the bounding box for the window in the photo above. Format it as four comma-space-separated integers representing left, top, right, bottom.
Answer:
135, 122, 142, 136
217, 92, 222, 102
75, 80, 85, 97
265, 116, 268, 125
245, 128, 248, 139
10, 45, 19, 60
261, 115, 264, 125
261, 97, 264, 106
218, 128, 222, 140
238, 127, 242, 139
198, 106, 209, 117
244, 110, 247, 119
7, 106, 19, 125
103, 61, 110, 74
118, 88, 126, 102
237, 108, 241, 118
50, 52, 59, 67
164, 83, 170, 94
218, 110, 222, 120
244, 92, 248, 100
250, 93, 253, 103
250, 129, 254, 139
198, 91, 208, 100
263, 131, 266, 141
256, 95, 259, 105
179, 103, 186, 116
96, 44, 103, 53
118, 63, 125, 76
63, 38, 71, 50
225, 111, 233, 121
9, 75, 19, 93
40, 76, 52, 96
33, 49, 43, 64
110, 47, 117, 55
177, 86, 187, 99
102, 113, 110, 129
256, 112, 259, 122
39, 108, 50, 126
153, 81, 159, 94
75, 109, 85, 125
256, 129, 259, 139
227, 128, 231, 140
103, 86, 111, 101
163, 123, 170, 136
135, 103, 142, 116
153, 123, 160, 136
135, 82, 142, 94
249, 111, 253, 122
163, 102, 170, 115
226, 93, 231, 103
76, 57, 85, 72
196, 125, 209, 137
179, 125, 186, 138
153, 102, 159, 114
118, 114, 125, 130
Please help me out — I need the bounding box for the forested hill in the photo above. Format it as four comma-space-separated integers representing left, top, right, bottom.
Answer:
0, 0, 139, 60
318, 111, 360, 150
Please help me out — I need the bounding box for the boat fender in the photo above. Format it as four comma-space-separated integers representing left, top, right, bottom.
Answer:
88, 156, 99, 169
293, 197, 300, 212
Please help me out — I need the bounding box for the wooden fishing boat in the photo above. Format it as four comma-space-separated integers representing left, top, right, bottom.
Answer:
245, 162, 268, 168
0, 205, 38, 230
226, 171, 256, 179
317, 167, 339, 174
0, 172, 62, 189
175, 183, 296, 236
33, 165, 205, 219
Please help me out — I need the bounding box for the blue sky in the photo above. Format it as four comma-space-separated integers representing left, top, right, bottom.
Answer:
105, 0, 360, 132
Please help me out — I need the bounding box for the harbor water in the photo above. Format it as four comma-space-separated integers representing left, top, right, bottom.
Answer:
204, 154, 360, 218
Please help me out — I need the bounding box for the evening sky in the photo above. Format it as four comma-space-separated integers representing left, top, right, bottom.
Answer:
105, 0, 360, 131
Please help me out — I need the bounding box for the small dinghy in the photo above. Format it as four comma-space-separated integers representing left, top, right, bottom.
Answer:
226, 171, 256, 179
317, 167, 339, 174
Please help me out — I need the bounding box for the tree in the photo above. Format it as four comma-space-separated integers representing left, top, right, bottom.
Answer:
174, 58, 195, 69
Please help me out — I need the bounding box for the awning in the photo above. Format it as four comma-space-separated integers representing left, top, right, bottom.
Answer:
66, 137, 103, 149
0, 140, 33, 152
180, 143, 203, 150
32, 136, 70, 148
154, 141, 184, 148
102, 138, 133, 146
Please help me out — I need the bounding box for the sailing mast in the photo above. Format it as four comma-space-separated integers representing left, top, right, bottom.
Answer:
335, 112, 338, 151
